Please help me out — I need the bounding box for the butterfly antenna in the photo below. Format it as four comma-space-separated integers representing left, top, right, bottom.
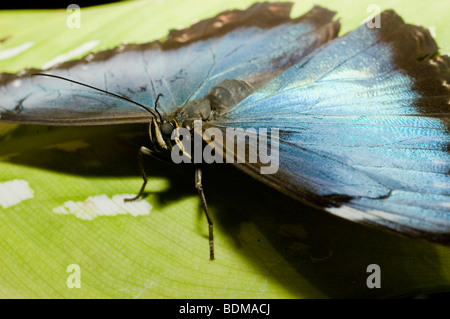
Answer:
31, 73, 159, 118
154, 93, 164, 122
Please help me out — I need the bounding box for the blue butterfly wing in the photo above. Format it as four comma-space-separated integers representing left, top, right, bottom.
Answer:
0, 3, 339, 125
210, 10, 450, 242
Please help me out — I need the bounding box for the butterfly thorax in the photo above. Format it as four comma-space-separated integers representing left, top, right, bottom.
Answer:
175, 79, 254, 130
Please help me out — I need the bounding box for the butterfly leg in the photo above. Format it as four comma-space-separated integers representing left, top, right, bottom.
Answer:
125, 146, 153, 202
195, 167, 214, 260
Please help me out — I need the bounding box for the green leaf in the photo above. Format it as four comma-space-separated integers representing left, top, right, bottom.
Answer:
1, 0, 449, 299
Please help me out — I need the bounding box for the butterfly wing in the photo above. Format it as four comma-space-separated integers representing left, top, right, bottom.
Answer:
210, 10, 450, 243
0, 3, 339, 125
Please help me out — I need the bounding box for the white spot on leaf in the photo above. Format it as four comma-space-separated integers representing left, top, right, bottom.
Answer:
53, 194, 152, 220
0, 42, 35, 61
0, 179, 34, 209
42, 40, 100, 69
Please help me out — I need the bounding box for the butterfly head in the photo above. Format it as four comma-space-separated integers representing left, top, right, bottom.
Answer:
148, 116, 179, 153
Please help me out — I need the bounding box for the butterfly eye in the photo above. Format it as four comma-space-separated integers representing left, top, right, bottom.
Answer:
160, 122, 174, 136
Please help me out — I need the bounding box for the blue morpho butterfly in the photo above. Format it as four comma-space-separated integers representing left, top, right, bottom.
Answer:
0, 2, 449, 260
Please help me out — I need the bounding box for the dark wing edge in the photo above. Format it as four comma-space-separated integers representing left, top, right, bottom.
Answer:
0, 110, 152, 126
164, 2, 339, 50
